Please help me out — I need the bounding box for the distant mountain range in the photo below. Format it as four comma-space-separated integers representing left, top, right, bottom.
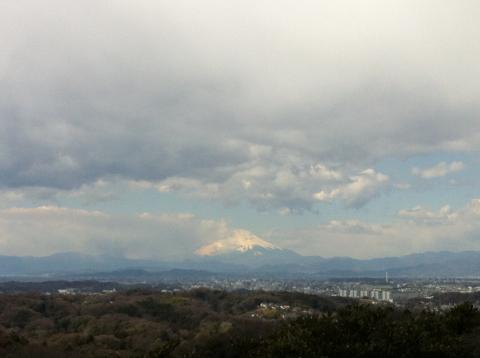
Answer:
0, 252, 168, 276
193, 239, 480, 278
3, 236, 480, 278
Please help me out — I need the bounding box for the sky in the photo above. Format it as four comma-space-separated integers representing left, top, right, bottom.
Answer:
1, 0, 480, 259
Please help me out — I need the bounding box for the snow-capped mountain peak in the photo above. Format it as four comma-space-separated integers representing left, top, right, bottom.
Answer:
195, 229, 279, 256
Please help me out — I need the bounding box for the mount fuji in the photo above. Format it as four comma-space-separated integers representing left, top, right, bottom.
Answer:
193, 230, 301, 267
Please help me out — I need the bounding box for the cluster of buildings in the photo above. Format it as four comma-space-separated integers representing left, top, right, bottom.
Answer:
338, 288, 392, 302
252, 302, 315, 320
57, 288, 117, 295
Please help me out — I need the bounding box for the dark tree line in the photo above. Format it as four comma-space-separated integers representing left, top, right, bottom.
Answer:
0, 289, 479, 357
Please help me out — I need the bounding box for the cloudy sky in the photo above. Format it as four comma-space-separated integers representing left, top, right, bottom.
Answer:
1, 0, 480, 259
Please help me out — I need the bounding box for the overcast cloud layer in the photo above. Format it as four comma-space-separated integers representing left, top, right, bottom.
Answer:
1, 1, 480, 257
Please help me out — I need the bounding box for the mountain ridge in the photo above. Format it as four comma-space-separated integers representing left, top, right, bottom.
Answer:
2, 249, 480, 278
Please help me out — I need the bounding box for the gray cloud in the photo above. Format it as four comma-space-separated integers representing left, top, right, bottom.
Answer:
412, 161, 465, 179
1, 1, 480, 210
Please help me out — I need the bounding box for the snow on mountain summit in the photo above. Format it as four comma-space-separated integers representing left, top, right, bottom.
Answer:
195, 229, 280, 256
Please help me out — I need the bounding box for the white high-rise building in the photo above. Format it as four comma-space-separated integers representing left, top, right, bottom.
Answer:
349, 290, 359, 298
371, 290, 381, 300
381, 291, 392, 302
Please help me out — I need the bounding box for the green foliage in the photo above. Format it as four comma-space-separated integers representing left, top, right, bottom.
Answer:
0, 291, 479, 357
254, 303, 477, 358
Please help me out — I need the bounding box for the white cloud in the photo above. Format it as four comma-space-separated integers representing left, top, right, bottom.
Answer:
268, 198, 480, 258
3, 200, 480, 259
133, 165, 387, 210
412, 161, 465, 179
314, 169, 389, 208
398, 205, 458, 224
132, 152, 349, 211
393, 183, 411, 190
321, 220, 384, 235
0, 206, 245, 259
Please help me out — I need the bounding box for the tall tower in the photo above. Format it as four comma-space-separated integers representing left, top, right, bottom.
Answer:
385, 271, 388, 284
